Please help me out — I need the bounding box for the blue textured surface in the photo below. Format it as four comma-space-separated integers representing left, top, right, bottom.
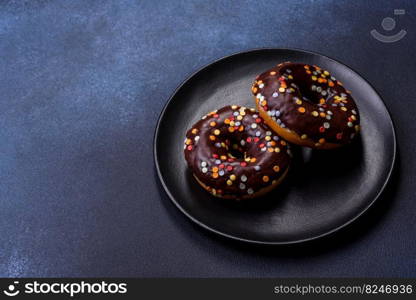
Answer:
0, 0, 415, 277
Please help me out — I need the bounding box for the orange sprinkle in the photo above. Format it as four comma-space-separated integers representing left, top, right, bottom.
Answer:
220, 155, 227, 160
212, 167, 219, 173
280, 140, 287, 146
191, 128, 198, 134
262, 176, 269, 182
228, 127, 235, 133
250, 157, 257, 163
224, 118, 230, 124
270, 71, 276, 75
268, 148, 274, 153
320, 112, 326, 118
212, 172, 219, 178
328, 81, 334, 87
319, 138, 326, 144
273, 165, 280, 172
298, 107, 306, 113
319, 98, 326, 104
209, 135, 215, 141
252, 87, 258, 93
210, 121, 216, 127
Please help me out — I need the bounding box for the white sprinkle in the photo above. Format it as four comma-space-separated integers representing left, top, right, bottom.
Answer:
241, 175, 247, 182
256, 93, 262, 99
239, 183, 246, 190
260, 95, 265, 101
321, 90, 327, 96
247, 188, 254, 195
254, 166, 261, 171
259, 83, 264, 88
251, 123, 257, 129
276, 119, 282, 124
275, 110, 281, 117
347, 122, 353, 127
235, 121, 241, 126
261, 147, 267, 152
233, 111, 239, 116
323, 122, 330, 129
326, 115, 332, 120
316, 87, 322, 93
194, 136, 200, 142
281, 123, 286, 128
202, 167, 208, 173
311, 85, 316, 91
266, 131, 272, 136
273, 136, 279, 141
219, 170, 225, 176
255, 131, 261, 137
272, 92, 279, 97
240, 140, 245, 146
201, 161, 207, 167
352, 109, 357, 115
215, 159, 221, 164
252, 114, 258, 119
215, 143, 221, 148
327, 111, 333, 115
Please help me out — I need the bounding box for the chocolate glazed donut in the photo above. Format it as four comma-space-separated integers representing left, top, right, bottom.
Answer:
184, 105, 291, 200
252, 62, 360, 149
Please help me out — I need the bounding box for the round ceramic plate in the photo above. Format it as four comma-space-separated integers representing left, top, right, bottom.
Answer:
154, 48, 396, 244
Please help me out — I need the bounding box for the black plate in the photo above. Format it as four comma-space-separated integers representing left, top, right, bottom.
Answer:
154, 48, 396, 245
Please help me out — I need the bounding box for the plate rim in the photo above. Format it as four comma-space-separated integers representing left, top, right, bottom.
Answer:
153, 47, 397, 245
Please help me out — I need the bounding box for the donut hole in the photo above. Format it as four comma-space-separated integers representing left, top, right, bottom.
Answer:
295, 80, 324, 104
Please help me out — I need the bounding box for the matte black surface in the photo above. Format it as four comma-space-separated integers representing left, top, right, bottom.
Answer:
155, 48, 396, 244
1, 0, 415, 277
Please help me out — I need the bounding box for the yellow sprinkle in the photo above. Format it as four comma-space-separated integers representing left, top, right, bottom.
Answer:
288, 75, 293, 79
229, 121, 235, 126
279, 87, 285, 93
245, 157, 251, 162
273, 165, 280, 172
274, 147, 280, 153
191, 128, 198, 134
230, 174, 236, 181
261, 100, 267, 106
270, 71, 276, 75
237, 115, 243, 120
312, 111, 319, 117
295, 99, 302, 105
226, 180, 233, 186
268, 148, 274, 153
341, 106, 347, 111
324, 70, 330, 76
228, 127, 234, 133
209, 135, 215, 141
231, 105, 238, 110
351, 115, 357, 121
262, 176, 269, 182
220, 155, 227, 160
210, 121, 216, 127
240, 111, 246, 116
312, 76, 317, 81
301, 134, 308, 140
214, 129, 220, 135
265, 136, 271, 141
185, 139, 192, 145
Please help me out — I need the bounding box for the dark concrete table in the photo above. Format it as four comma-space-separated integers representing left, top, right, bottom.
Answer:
0, 0, 414, 277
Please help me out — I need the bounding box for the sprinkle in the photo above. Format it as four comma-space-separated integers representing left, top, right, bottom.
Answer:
219, 170, 225, 176
241, 175, 247, 182
215, 159, 221, 164
312, 76, 317, 81
195, 136, 200, 142
255, 131, 261, 137
272, 92, 279, 97
319, 126, 325, 133
251, 123, 257, 129
256, 93, 262, 99
240, 140, 245, 146
209, 135, 215, 141
250, 157, 257, 163
202, 167, 208, 173
352, 109, 357, 115
301, 134, 308, 140
212, 167, 219, 173
273, 165, 280, 172
320, 112, 326, 118
259, 83, 264, 88
355, 125, 360, 132
270, 71, 276, 75
262, 176, 269, 182
230, 174, 236, 181
341, 107, 347, 111
312, 111, 319, 117
214, 129, 220, 135
231, 105, 238, 109
226, 180, 233, 186
319, 138, 326, 144
187, 145, 193, 151
210, 121, 216, 127
201, 161, 207, 167
324, 70, 330, 76
239, 183, 246, 189
279, 87, 285, 92
226, 165, 233, 171
336, 132, 343, 140
247, 188, 254, 195
254, 166, 261, 171
240, 162, 247, 167
323, 122, 330, 129
347, 122, 353, 127
212, 172, 218, 178
191, 128, 198, 134
295, 98, 302, 105
298, 107, 306, 113
351, 115, 357, 121
220, 155, 227, 160
274, 147, 280, 153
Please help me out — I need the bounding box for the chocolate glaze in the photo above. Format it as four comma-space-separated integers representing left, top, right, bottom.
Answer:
252, 62, 360, 145
184, 105, 291, 199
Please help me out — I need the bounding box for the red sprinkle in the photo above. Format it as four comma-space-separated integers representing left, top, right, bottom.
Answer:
187, 145, 193, 151
227, 158, 234, 162
259, 143, 265, 148
319, 126, 325, 133
255, 118, 262, 123
219, 164, 225, 169
226, 166, 233, 171
240, 162, 247, 167
336, 133, 343, 140
213, 114, 219, 118
246, 137, 252, 143
212, 154, 219, 158
253, 137, 260, 143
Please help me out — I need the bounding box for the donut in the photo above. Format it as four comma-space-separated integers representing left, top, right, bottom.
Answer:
184, 105, 292, 200
251, 62, 360, 149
